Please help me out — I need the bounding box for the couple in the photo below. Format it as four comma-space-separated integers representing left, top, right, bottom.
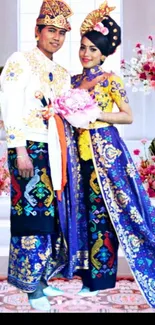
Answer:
1, 0, 155, 312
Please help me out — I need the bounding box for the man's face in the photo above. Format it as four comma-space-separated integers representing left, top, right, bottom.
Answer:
36, 25, 67, 59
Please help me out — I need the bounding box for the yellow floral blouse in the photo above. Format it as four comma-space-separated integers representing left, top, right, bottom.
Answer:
71, 66, 129, 161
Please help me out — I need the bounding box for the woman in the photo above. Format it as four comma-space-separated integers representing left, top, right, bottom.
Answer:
71, 1, 155, 307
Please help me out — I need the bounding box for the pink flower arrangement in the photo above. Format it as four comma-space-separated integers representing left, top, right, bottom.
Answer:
0, 155, 10, 195
121, 36, 155, 93
133, 139, 155, 197
54, 88, 100, 128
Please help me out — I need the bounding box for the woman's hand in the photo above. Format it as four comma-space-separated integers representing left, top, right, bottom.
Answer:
16, 147, 34, 178
79, 73, 112, 90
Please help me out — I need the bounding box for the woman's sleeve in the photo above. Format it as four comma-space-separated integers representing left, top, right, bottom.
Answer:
0, 51, 29, 148
109, 74, 129, 107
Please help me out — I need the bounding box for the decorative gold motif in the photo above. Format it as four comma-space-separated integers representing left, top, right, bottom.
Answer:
91, 232, 103, 270
128, 234, 144, 253
41, 168, 54, 207
90, 170, 100, 194
24, 48, 69, 98
39, 0, 73, 18
80, 0, 115, 35
23, 108, 46, 129
37, 14, 71, 31
5, 62, 23, 81
36, 0, 73, 31
115, 190, 130, 208
130, 207, 143, 224
21, 237, 38, 250
6, 127, 25, 145
126, 163, 136, 177
14, 203, 23, 216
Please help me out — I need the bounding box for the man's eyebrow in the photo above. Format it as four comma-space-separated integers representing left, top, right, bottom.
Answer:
48, 27, 66, 32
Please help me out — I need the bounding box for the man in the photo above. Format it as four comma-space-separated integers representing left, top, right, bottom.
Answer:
0, 0, 74, 312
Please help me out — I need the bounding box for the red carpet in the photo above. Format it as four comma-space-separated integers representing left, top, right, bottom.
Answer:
0, 277, 155, 313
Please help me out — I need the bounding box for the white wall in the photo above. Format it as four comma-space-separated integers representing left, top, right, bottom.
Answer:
0, 0, 18, 66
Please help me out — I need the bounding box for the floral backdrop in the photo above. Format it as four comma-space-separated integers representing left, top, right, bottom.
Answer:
121, 36, 155, 93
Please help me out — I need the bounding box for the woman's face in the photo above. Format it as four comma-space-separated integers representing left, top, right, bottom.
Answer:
79, 36, 103, 68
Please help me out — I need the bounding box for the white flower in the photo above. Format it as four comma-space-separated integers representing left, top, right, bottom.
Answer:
140, 54, 147, 62
143, 80, 149, 86
130, 69, 138, 77
131, 58, 138, 65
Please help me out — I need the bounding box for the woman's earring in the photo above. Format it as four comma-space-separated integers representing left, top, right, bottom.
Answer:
101, 55, 105, 62
35, 36, 39, 41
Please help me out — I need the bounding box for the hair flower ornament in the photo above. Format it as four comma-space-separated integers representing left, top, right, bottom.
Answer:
94, 22, 109, 35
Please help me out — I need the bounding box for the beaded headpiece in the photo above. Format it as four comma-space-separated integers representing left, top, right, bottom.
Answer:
36, 0, 73, 31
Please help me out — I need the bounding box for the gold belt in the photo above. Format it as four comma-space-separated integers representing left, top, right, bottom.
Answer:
89, 121, 111, 129
78, 122, 112, 161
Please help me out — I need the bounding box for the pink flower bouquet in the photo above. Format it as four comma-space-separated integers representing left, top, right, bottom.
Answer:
54, 88, 100, 128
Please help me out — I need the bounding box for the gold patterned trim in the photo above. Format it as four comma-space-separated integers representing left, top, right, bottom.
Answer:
37, 14, 71, 31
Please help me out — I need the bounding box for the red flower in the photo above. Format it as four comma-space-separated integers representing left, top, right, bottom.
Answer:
136, 43, 142, 48
139, 72, 147, 80
133, 149, 141, 156
143, 63, 150, 71
148, 35, 153, 41
137, 50, 142, 55
151, 66, 155, 72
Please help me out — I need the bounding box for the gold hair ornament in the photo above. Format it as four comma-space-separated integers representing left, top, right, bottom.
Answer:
80, 0, 115, 36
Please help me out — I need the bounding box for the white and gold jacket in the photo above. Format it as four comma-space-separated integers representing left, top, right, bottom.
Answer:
0, 47, 70, 148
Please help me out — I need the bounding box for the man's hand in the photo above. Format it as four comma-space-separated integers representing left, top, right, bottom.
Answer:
17, 155, 34, 178
16, 147, 34, 178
